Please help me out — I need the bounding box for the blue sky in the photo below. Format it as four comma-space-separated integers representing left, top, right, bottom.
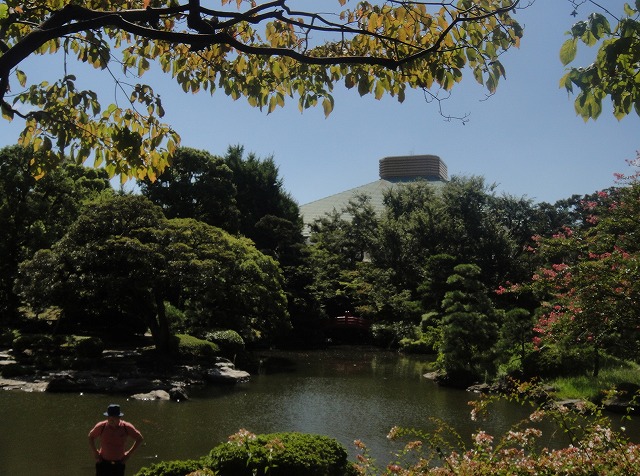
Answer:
1, 0, 638, 206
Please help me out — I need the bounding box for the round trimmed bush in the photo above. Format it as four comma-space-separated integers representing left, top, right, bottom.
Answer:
172, 334, 220, 361
134, 459, 206, 476
0, 363, 33, 378
72, 336, 104, 358
209, 432, 356, 476
12, 334, 59, 354
204, 329, 245, 356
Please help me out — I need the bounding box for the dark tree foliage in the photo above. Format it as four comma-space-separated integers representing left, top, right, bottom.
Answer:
438, 263, 499, 385
16, 194, 290, 350
0, 145, 111, 322
139, 147, 241, 232
222, 145, 303, 255
16, 195, 168, 343
140, 145, 306, 341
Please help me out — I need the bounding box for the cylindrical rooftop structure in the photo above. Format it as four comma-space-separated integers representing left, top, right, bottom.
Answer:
379, 154, 448, 182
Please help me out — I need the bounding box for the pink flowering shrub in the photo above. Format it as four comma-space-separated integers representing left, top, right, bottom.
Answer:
504, 173, 640, 378
352, 382, 640, 475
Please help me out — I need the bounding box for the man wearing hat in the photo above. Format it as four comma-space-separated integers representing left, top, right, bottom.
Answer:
88, 404, 144, 476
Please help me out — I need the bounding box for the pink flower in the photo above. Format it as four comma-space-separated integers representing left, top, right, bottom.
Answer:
473, 431, 494, 447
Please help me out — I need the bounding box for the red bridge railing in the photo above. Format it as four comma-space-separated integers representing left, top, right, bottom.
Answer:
327, 315, 371, 330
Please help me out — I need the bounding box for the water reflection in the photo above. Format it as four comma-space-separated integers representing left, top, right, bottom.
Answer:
1, 346, 637, 476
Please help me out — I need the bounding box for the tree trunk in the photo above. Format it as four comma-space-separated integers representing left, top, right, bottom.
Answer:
146, 290, 172, 355
593, 347, 600, 378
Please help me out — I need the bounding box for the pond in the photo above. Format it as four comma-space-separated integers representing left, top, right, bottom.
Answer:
1, 346, 637, 475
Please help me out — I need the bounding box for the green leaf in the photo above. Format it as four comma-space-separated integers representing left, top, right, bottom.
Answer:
344, 73, 356, 89
473, 66, 483, 85
1, 103, 14, 121
559, 72, 573, 92
571, 21, 587, 38
582, 30, 597, 47
0, 4, 8, 20
588, 13, 610, 39
15, 70, 27, 87
374, 80, 384, 100
267, 95, 277, 114
357, 77, 370, 96
560, 39, 578, 66
322, 97, 334, 118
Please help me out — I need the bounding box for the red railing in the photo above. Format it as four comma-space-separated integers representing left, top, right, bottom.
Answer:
328, 315, 371, 330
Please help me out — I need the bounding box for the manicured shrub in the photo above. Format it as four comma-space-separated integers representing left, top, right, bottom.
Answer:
209, 430, 357, 476
523, 344, 593, 379
370, 322, 416, 349
71, 336, 104, 358
164, 302, 188, 334
0, 328, 19, 346
11, 334, 59, 354
172, 334, 220, 361
133, 459, 207, 476
70, 357, 97, 370
0, 362, 33, 378
399, 336, 434, 354
204, 329, 245, 356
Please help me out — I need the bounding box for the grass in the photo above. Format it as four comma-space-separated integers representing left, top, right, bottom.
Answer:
549, 361, 640, 402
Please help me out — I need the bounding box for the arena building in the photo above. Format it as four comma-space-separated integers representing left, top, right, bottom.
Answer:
300, 154, 448, 235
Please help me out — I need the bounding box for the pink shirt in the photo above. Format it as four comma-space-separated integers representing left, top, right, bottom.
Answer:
89, 420, 142, 461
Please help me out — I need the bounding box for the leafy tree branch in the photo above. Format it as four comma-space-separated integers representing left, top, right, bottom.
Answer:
0, 0, 523, 179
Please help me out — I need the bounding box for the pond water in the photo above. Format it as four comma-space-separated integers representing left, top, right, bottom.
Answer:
1, 346, 638, 475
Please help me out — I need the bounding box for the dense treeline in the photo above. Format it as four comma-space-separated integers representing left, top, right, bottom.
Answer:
2, 144, 639, 387
302, 176, 614, 385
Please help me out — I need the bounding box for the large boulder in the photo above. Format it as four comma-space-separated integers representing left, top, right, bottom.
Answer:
204, 361, 250, 384
131, 389, 171, 401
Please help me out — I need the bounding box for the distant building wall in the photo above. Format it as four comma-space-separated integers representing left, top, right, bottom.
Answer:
379, 154, 448, 182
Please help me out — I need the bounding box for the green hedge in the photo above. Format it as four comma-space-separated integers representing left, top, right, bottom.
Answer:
204, 329, 245, 356
0, 328, 19, 346
69, 336, 104, 358
209, 432, 356, 476
12, 333, 60, 354
172, 334, 220, 361
134, 459, 207, 476
0, 362, 34, 378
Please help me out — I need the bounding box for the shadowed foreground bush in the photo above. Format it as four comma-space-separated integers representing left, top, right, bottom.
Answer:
134, 459, 206, 476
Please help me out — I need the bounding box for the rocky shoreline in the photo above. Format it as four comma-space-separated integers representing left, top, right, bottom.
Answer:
423, 371, 640, 416
0, 349, 250, 401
